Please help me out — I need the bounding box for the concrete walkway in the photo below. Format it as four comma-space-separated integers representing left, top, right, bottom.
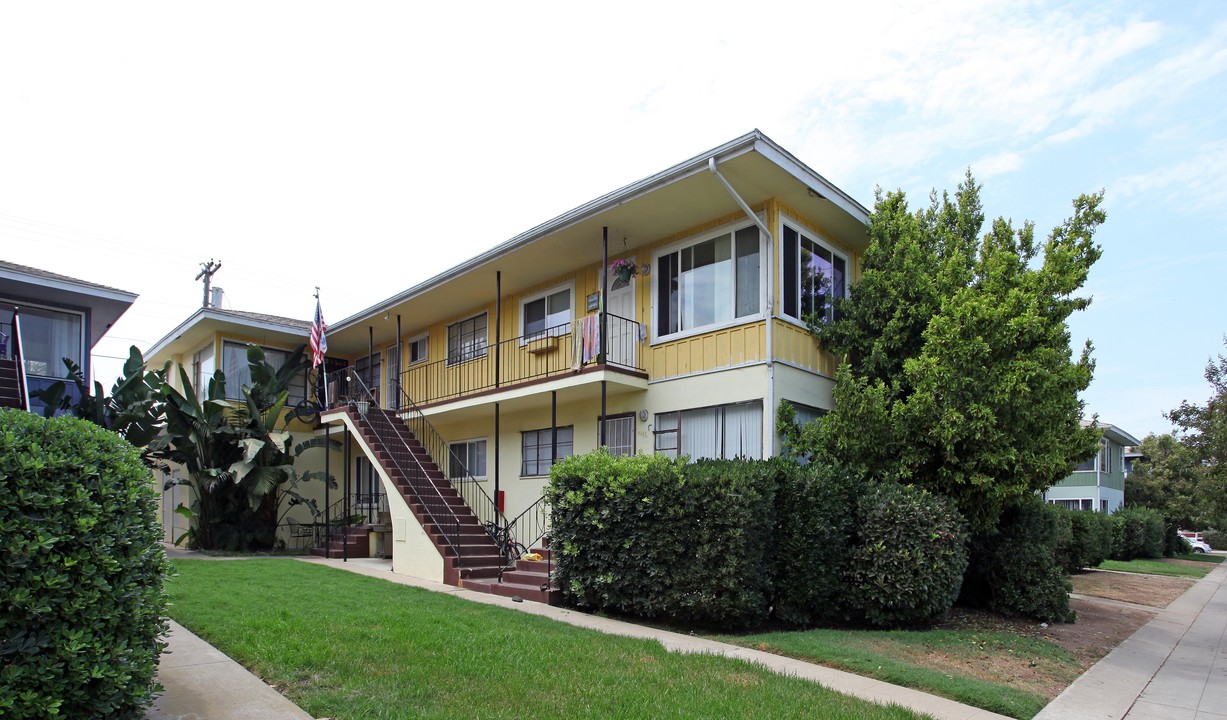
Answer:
1037, 560, 1227, 720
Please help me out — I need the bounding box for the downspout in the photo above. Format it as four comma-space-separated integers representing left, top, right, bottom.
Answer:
708, 157, 775, 457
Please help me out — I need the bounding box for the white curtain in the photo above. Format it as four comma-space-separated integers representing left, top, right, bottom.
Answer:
681, 407, 720, 460
722, 403, 763, 459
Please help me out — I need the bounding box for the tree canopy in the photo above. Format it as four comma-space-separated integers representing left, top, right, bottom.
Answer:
1166, 339, 1227, 526
784, 172, 1105, 531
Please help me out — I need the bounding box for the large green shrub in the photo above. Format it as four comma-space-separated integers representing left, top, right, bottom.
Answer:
847, 483, 968, 627
1061, 509, 1113, 572
962, 497, 1074, 623
769, 460, 859, 625
1110, 506, 1166, 560
1203, 529, 1225, 549
546, 451, 776, 629
0, 410, 169, 718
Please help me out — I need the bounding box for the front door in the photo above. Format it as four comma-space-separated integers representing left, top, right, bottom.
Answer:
606, 270, 637, 368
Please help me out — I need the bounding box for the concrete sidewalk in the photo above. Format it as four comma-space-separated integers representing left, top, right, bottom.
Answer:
1036, 560, 1227, 720
146, 619, 313, 720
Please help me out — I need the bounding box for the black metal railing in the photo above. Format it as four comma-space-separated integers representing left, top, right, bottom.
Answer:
401, 313, 643, 405
391, 380, 505, 531
502, 493, 551, 583
325, 367, 464, 567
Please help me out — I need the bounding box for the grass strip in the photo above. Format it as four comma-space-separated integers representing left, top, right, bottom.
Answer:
712, 627, 1080, 720
1172, 552, 1225, 564
166, 559, 928, 720
1097, 559, 1212, 578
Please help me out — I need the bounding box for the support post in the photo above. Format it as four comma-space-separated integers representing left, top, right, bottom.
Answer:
494, 402, 501, 514
495, 271, 502, 389
600, 227, 608, 445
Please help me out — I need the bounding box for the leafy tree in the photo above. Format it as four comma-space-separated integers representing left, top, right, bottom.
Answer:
1125, 433, 1206, 530
792, 172, 1104, 531
149, 344, 335, 550
1167, 339, 1227, 526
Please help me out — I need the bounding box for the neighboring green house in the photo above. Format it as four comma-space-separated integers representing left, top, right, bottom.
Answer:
1044, 421, 1139, 513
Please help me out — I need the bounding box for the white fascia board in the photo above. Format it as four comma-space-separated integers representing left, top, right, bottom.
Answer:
751, 138, 871, 223
146, 309, 308, 358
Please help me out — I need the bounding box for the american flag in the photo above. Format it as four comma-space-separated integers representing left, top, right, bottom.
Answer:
310, 298, 328, 368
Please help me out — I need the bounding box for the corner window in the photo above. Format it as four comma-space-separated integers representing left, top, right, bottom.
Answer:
656, 225, 760, 338
1, 305, 83, 378
448, 438, 487, 480
654, 401, 762, 460
783, 223, 846, 324
521, 286, 572, 341
447, 313, 487, 365
192, 344, 215, 392
521, 425, 574, 476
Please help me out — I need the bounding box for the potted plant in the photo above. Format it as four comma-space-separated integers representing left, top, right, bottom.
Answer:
610, 258, 639, 283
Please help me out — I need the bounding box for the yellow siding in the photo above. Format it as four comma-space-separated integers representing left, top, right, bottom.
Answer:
647, 322, 766, 379
772, 319, 837, 377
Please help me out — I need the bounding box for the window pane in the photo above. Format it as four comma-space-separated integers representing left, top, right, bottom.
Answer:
680, 234, 732, 330
16, 306, 82, 378
783, 226, 799, 318
735, 226, 760, 318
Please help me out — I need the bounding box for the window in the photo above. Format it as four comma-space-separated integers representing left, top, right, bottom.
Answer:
1075, 439, 1110, 472
192, 344, 215, 393
600, 414, 635, 457
0, 305, 82, 378
656, 225, 760, 337
448, 438, 487, 480
386, 345, 400, 409
779, 401, 827, 456
1050, 498, 1093, 511
353, 353, 381, 403
522, 286, 572, 340
222, 341, 305, 405
408, 334, 428, 364
521, 426, 573, 476
783, 224, 847, 324
447, 313, 487, 365
654, 401, 762, 460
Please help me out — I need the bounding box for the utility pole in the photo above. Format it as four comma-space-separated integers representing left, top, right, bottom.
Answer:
196, 259, 222, 308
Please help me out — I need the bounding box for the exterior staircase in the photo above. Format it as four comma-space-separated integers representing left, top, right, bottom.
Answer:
310, 525, 374, 559
323, 404, 559, 605
0, 357, 23, 410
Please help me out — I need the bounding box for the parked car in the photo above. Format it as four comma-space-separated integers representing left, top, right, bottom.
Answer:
1179, 530, 1213, 553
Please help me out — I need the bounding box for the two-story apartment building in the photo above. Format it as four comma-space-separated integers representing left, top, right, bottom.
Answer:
149, 131, 870, 594
1044, 421, 1140, 513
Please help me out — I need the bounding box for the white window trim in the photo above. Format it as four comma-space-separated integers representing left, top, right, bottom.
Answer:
1, 300, 88, 378
521, 425, 574, 477
779, 215, 850, 328
650, 218, 766, 345
518, 281, 575, 345
447, 437, 488, 481
407, 332, 429, 365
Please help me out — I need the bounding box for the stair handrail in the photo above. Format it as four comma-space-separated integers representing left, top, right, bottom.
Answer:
501, 492, 550, 584
392, 379, 506, 532
11, 307, 29, 412
328, 367, 464, 568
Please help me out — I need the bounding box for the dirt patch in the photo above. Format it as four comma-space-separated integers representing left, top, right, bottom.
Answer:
1071, 570, 1195, 607
1042, 598, 1154, 664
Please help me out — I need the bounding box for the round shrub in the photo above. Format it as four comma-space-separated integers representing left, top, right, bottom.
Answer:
962, 497, 1074, 623
0, 410, 169, 719
1110, 506, 1166, 560
848, 482, 968, 628
1062, 509, 1113, 572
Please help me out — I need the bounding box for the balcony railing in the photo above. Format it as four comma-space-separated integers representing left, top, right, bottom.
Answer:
400, 313, 643, 406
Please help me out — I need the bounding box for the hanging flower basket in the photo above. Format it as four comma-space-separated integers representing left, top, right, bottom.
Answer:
610, 258, 639, 283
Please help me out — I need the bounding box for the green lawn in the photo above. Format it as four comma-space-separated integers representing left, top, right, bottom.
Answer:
712, 625, 1081, 720
1173, 552, 1225, 564
166, 559, 928, 720
1097, 558, 1213, 578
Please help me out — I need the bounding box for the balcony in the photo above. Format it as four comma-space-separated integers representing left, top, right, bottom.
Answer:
399, 313, 644, 407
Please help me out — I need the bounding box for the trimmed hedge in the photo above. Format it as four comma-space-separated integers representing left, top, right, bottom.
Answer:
848, 483, 968, 627
1060, 509, 1113, 572
769, 459, 858, 626
546, 451, 775, 629
547, 452, 968, 630
1110, 506, 1165, 560
963, 497, 1074, 623
0, 410, 169, 718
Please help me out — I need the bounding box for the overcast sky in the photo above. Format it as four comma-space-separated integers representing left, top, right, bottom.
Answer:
2, 0, 1224, 439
